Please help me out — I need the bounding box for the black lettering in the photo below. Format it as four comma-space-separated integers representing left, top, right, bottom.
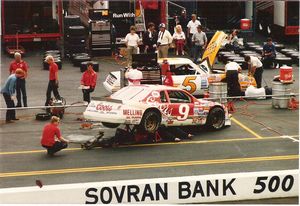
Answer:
100, 187, 113, 204
282, 175, 294, 192
223, 179, 236, 195
207, 180, 219, 197
156, 183, 168, 200
127, 185, 140, 202
178, 182, 191, 199
85, 188, 98, 204
192, 181, 205, 197
268, 176, 280, 192
141, 184, 154, 201
113, 186, 125, 203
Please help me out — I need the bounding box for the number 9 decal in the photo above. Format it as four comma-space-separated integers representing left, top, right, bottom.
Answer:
182, 76, 197, 94
178, 104, 189, 120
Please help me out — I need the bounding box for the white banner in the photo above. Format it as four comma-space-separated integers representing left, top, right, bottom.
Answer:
0, 170, 298, 204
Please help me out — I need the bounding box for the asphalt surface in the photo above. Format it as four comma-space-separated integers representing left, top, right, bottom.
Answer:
0, 47, 299, 204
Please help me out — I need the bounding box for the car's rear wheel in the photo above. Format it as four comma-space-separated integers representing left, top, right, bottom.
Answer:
140, 110, 161, 133
102, 122, 120, 128
206, 107, 225, 130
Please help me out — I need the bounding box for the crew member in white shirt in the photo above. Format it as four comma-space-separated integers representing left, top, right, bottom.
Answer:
224, 61, 243, 97
125, 26, 140, 66
187, 14, 201, 57
244, 55, 263, 88
157, 23, 173, 58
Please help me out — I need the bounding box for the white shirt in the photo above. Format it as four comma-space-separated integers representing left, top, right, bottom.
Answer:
225, 62, 241, 72
187, 20, 201, 34
157, 30, 173, 45
172, 31, 186, 40
125, 33, 139, 47
250, 56, 263, 68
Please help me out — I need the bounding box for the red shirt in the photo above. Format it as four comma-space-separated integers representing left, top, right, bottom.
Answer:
9, 60, 28, 77
49, 63, 58, 80
163, 72, 174, 86
81, 70, 97, 88
41, 123, 61, 146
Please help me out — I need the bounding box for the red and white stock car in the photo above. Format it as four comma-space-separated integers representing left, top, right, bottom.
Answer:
84, 85, 231, 133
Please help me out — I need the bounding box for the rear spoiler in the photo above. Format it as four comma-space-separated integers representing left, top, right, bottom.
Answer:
91, 97, 123, 104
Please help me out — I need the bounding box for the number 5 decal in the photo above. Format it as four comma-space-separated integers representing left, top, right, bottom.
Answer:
182, 76, 197, 93
178, 104, 189, 120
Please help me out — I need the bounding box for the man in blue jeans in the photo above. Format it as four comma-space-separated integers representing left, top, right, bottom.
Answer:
192, 25, 207, 63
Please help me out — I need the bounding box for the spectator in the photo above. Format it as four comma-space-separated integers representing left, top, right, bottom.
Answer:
41, 116, 69, 156
245, 55, 263, 88
173, 25, 186, 55
125, 26, 140, 66
226, 29, 240, 53
192, 25, 207, 63
9, 52, 29, 107
1, 69, 24, 123
187, 14, 201, 57
225, 61, 243, 97
80, 62, 98, 103
143, 22, 158, 54
157, 23, 173, 58
45, 55, 61, 108
178, 9, 188, 34
262, 37, 276, 69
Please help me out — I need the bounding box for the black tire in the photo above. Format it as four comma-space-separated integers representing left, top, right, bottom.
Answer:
73, 55, 91, 67
205, 107, 225, 130
67, 26, 86, 36
140, 110, 161, 133
36, 113, 51, 121
102, 122, 120, 128
64, 15, 81, 27
65, 35, 86, 45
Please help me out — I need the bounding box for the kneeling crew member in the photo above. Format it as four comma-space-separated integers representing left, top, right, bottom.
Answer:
244, 55, 263, 88
225, 61, 242, 97
41, 116, 69, 155
80, 62, 97, 103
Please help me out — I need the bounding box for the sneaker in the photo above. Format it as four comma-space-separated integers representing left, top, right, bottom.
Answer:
174, 138, 181, 142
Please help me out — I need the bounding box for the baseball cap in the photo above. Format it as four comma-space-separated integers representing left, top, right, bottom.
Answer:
159, 23, 166, 28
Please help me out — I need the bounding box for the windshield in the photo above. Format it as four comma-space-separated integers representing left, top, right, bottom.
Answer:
111, 86, 151, 101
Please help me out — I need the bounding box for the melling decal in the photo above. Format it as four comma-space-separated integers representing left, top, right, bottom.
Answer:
96, 104, 112, 112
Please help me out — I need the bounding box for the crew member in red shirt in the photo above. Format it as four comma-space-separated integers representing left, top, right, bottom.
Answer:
163, 70, 174, 86
41, 116, 69, 155
80, 62, 98, 103
9, 52, 29, 107
45, 55, 61, 106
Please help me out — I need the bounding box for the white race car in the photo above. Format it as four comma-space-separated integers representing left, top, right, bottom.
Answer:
103, 31, 256, 95
84, 85, 231, 133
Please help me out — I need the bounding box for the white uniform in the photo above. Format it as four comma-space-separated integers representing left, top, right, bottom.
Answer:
225, 62, 241, 72
250, 56, 263, 68
187, 20, 201, 35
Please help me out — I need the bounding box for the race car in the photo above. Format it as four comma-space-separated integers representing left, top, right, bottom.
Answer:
84, 85, 231, 133
103, 31, 256, 95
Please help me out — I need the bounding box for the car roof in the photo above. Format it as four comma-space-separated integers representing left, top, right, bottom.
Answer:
121, 84, 185, 91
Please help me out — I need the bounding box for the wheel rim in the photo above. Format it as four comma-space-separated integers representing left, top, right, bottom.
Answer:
211, 109, 224, 129
145, 115, 158, 131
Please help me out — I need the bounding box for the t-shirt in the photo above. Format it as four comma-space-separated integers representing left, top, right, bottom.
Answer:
173, 32, 186, 40
9, 60, 28, 75
192, 31, 207, 46
187, 20, 201, 34
250, 56, 263, 68
263, 43, 276, 55
125, 33, 139, 47
157, 30, 173, 45
225, 62, 241, 72
81, 70, 98, 88
49, 62, 58, 80
41, 123, 61, 147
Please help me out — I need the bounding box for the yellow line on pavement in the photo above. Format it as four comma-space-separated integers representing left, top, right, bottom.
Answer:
231, 117, 263, 139
0, 155, 298, 178
0, 136, 285, 156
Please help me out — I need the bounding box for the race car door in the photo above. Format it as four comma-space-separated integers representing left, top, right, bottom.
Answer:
163, 90, 195, 126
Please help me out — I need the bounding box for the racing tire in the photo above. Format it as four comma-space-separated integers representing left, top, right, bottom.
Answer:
36, 113, 51, 121
140, 110, 161, 133
205, 107, 225, 130
102, 122, 120, 128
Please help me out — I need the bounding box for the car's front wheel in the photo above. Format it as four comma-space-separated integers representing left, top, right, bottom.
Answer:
140, 110, 161, 133
206, 107, 225, 130
102, 122, 120, 128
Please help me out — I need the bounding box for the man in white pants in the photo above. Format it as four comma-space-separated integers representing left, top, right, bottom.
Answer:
225, 61, 242, 97
157, 23, 173, 58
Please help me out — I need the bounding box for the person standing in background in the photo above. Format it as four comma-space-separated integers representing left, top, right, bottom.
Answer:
157, 23, 173, 58
178, 9, 188, 35
80, 62, 98, 103
143, 22, 158, 53
172, 25, 186, 55
125, 26, 140, 67
192, 25, 207, 63
1, 69, 24, 123
187, 14, 201, 58
9, 52, 29, 107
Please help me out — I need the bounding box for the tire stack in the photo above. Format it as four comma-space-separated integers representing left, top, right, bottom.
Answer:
43, 50, 62, 70
64, 15, 87, 57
